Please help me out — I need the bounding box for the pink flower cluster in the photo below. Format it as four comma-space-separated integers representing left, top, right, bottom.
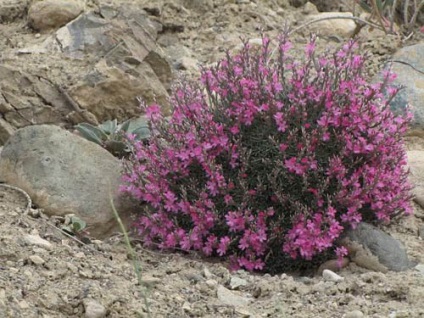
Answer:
121, 32, 412, 272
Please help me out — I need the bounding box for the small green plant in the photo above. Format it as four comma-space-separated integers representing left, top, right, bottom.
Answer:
75, 118, 151, 157
63, 215, 87, 233
61, 215, 91, 243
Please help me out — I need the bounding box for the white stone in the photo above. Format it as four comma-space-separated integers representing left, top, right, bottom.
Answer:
322, 269, 344, 282
345, 310, 364, 318
415, 263, 424, 275
217, 285, 251, 308
24, 234, 53, 250
29, 255, 45, 265
83, 299, 107, 318
203, 267, 214, 279
205, 279, 218, 288
229, 276, 248, 290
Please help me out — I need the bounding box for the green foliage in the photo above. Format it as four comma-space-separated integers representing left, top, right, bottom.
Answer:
75, 118, 151, 157
61, 215, 87, 235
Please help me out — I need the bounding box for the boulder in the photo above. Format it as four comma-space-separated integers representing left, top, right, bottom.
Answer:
0, 125, 136, 238
53, 11, 172, 120
305, 12, 356, 38
381, 43, 424, 133
0, 118, 15, 145
28, 0, 84, 32
4, 5, 173, 133
0, 65, 70, 130
342, 222, 414, 272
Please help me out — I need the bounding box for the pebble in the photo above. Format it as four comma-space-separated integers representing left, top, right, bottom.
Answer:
19, 300, 30, 309
141, 275, 161, 287
83, 299, 107, 318
322, 269, 344, 282
205, 279, 218, 288
202, 267, 214, 279
24, 234, 52, 250
415, 263, 424, 275
345, 310, 364, 318
229, 276, 248, 290
29, 255, 45, 265
182, 302, 191, 311
217, 285, 251, 308
418, 226, 424, 239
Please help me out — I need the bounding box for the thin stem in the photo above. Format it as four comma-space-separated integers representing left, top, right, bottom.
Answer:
407, 0, 424, 33
370, 0, 388, 34
404, 0, 410, 25
389, 0, 399, 33
109, 191, 151, 317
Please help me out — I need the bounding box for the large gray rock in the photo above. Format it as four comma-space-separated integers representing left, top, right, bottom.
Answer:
28, 0, 84, 31
0, 118, 15, 145
342, 222, 414, 272
382, 43, 424, 133
0, 125, 136, 238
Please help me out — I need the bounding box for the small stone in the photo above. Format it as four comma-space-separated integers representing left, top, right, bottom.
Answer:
205, 279, 218, 288
83, 299, 107, 318
24, 234, 52, 250
345, 310, 364, 318
29, 255, 45, 265
67, 262, 78, 273
19, 300, 30, 309
414, 263, 424, 275
79, 269, 94, 279
217, 285, 251, 308
322, 269, 344, 282
229, 276, 248, 290
302, 2, 319, 14
141, 276, 161, 287
203, 267, 214, 279
30, 209, 41, 218
418, 226, 424, 239
23, 270, 33, 278
182, 302, 191, 311
235, 307, 254, 317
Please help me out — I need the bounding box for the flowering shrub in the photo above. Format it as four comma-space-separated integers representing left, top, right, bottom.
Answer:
121, 32, 413, 273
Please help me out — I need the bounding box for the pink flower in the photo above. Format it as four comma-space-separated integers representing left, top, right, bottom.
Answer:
217, 236, 231, 256
335, 246, 348, 268
145, 104, 161, 121
123, 30, 412, 274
